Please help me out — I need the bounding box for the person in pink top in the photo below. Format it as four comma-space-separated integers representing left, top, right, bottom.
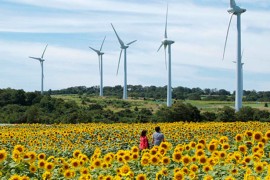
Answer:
139, 130, 149, 150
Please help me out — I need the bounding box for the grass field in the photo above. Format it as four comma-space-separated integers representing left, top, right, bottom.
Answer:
52, 94, 270, 113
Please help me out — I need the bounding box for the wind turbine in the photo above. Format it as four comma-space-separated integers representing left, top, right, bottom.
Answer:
157, 4, 175, 107
111, 23, 137, 100
222, 0, 246, 112
29, 44, 48, 95
89, 36, 106, 97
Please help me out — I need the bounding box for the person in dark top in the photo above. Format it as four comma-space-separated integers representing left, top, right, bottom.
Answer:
152, 126, 164, 146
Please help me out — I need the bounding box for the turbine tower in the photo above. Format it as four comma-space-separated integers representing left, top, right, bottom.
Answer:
29, 44, 48, 95
157, 4, 175, 107
111, 23, 137, 100
89, 36, 106, 97
222, 0, 246, 112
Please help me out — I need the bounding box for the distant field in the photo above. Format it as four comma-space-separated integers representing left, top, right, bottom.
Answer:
52, 94, 270, 112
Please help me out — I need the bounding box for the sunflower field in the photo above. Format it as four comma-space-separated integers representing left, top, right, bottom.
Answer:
1, 122, 270, 180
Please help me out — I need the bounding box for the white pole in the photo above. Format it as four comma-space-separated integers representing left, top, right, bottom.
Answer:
41, 61, 44, 95
167, 44, 172, 107
123, 48, 127, 100
100, 55, 103, 97
235, 13, 242, 112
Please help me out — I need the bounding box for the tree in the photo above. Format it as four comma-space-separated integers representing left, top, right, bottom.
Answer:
217, 106, 235, 122
236, 106, 255, 122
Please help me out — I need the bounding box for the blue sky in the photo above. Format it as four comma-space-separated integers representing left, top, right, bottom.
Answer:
0, 0, 270, 92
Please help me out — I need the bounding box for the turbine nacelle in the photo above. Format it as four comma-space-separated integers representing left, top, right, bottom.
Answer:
162, 39, 175, 45
228, 0, 246, 14
228, 7, 246, 15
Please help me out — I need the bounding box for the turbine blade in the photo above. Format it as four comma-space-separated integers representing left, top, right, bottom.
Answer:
111, 23, 125, 47
89, 46, 100, 54
41, 44, 48, 59
157, 43, 164, 52
164, 45, 167, 70
230, 0, 236, 8
127, 40, 137, 46
29, 56, 41, 61
222, 14, 234, 60
165, 3, 168, 38
100, 36, 106, 51
116, 49, 123, 76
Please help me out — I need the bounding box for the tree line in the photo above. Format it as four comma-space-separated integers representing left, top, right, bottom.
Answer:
0, 88, 270, 124
48, 85, 270, 102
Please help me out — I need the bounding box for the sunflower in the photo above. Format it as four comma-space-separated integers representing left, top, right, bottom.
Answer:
120, 164, 131, 176
231, 168, 238, 175
80, 167, 89, 175
238, 145, 247, 154
244, 130, 253, 137
189, 141, 196, 148
123, 154, 131, 162
131, 146, 139, 153
265, 130, 270, 140
174, 167, 181, 174
9, 174, 21, 180
254, 162, 264, 173
172, 152, 182, 163
235, 134, 243, 142
198, 139, 206, 146
199, 155, 207, 165
62, 162, 70, 170
189, 172, 196, 179
92, 158, 102, 168
64, 169, 75, 179
161, 167, 169, 176
14, 145, 24, 153
104, 175, 113, 180
21, 176, 30, 180
38, 160, 46, 169
162, 156, 170, 165
27, 151, 37, 163
203, 165, 212, 173
219, 151, 227, 159
132, 153, 139, 160
208, 157, 218, 166
104, 154, 113, 163
150, 155, 160, 165
45, 162, 54, 172
195, 149, 205, 157
12, 150, 21, 162
29, 164, 37, 173
224, 176, 235, 180
141, 157, 149, 166
182, 155, 191, 166
38, 153, 46, 160
0, 149, 7, 163
207, 144, 217, 152
190, 164, 198, 172
181, 167, 189, 174
203, 175, 213, 180
71, 159, 80, 169
253, 131, 263, 142
196, 143, 205, 150
136, 174, 146, 180
174, 171, 184, 180
42, 171, 52, 180
222, 143, 230, 151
